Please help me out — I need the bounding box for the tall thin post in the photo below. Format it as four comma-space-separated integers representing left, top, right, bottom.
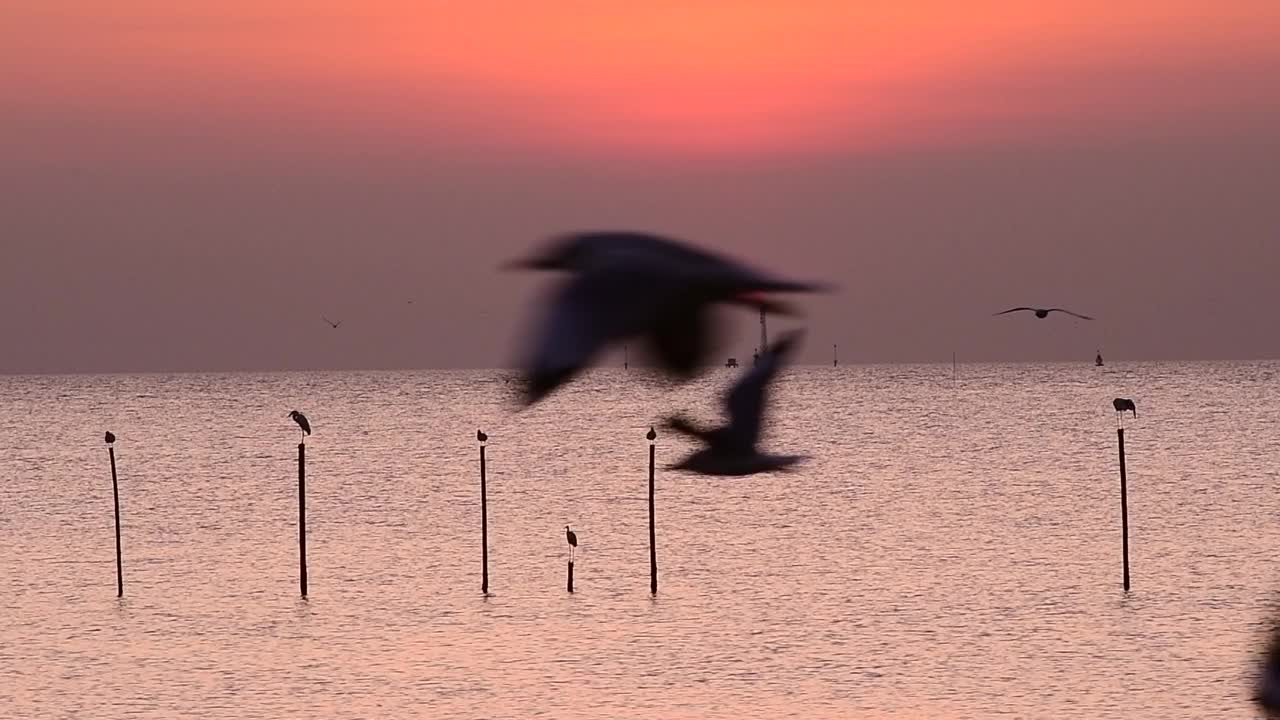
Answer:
480, 438, 489, 595
567, 560, 574, 593
108, 441, 123, 597
952, 352, 957, 381
1117, 427, 1131, 591
833, 344, 838, 367
298, 442, 308, 597
648, 428, 658, 595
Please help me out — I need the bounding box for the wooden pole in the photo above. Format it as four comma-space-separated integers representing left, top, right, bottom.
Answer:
298, 442, 308, 597
1117, 427, 1131, 591
648, 431, 658, 595
480, 440, 489, 595
567, 560, 574, 593
108, 444, 123, 598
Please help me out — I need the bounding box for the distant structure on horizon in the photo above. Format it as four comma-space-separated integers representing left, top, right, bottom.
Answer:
1096, 350, 1104, 367
725, 357, 738, 368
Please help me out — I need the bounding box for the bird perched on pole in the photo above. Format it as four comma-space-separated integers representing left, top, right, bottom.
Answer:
1113, 398, 1137, 418
477, 429, 488, 444
565, 525, 578, 562
505, 231, 829, 406
288, 410, 311, 438
665, 330, 806, 476
104, 431, 115, 445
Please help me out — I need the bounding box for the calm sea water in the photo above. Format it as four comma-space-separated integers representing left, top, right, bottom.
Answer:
2, 362, 1279, 719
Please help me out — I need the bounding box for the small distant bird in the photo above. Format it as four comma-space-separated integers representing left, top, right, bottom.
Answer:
288, 410, 311, 437
104, 431, 115, 445
506, 231, 828, 406
477, 429, 488, 443
565, 525, 578, 561
1113, 398, 1136, 418
665, 330, 806, 476
646, 426, 656, 442
994, 307, 1094, 320
322, 316, 342, 329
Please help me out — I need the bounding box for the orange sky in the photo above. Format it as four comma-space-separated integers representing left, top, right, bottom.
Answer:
6, 1, 1280, 155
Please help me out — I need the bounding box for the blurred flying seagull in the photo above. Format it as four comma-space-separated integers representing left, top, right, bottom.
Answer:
1257, 615, 1280, 714
322, 316, 342, 329
506, 231, 828, 406
993, 307, 1094, 320
664, 330, 806, 476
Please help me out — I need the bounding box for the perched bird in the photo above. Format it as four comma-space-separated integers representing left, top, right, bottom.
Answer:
506, 231, 827, 406
646, 426, 657, 442
1113, 398, 1137, 418
994, 307, 1094, 320
104, 431, 115, 445
665, 330, 806, 476
565, 525, 578, 561
288, 410, 311, 437
477, 429, 488, 443
322, 316, 342, 329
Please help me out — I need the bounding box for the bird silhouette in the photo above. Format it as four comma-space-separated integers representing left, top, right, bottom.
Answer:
665, 330, 806, 476
994, 307, 1094, 320
288, 410, 311, 437
322, 316, 342, 329
1113, 398, 1136, 418
104, 431, 115, 445
477, 429, 488, 443
646, 426, 657, 442
565, 525, 578, 562
506, 231, 828, 406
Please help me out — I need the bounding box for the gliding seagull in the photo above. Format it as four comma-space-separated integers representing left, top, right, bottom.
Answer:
507, 231, 827, 406
664, 330, 806, 476
322, 316, 342, 329
994, 307, 1094, 320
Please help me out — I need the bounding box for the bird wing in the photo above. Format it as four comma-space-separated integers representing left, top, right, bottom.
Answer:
993, 307, 1035, 316
1047, 308, 1094, 320
518, 262, 660, 406
664, 414, 719, 445
723, 330, 803, 451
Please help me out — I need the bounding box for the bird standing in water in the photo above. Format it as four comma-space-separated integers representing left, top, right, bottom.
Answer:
288, 410, 311, 439
565, 525, 578, 562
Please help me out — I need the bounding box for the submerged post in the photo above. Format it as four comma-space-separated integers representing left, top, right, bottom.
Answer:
106, 432, 123, 597
478, 430, 489, 595
1117, 426, 1131, 591
648, 426, 658, 595
567, 560, 574, 593
298, 442, 308, 597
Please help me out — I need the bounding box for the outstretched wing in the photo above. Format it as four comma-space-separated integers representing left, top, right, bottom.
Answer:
723, 330, 803, 451
517, 263, 660, 406
993, 307, 1035, 316
1047, 308, 1094, 320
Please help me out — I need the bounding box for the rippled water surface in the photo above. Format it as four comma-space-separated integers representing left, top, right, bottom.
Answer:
3, 362, 1279, 718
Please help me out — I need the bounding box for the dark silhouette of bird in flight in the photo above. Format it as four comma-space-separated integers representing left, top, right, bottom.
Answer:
1113, 398, 1136, 418
1257, 615, 1280, 714
322, 316, 342, 329
647, 426, 657, 442
104, 431, 115, 445
505, 231, 828, 406
994, 306, 1094, 320
665, 330, 806, 476
565, 525, 578, 561
477, 429, 488, 443
288, 410, 311, 437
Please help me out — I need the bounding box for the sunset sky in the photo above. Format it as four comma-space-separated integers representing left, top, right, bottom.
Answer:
3, 2, 1279, 372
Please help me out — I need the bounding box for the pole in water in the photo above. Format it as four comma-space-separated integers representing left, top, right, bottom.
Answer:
833, 343, 838, 367
478, 429, 489, 595
567, 560, 574, 593
952, 352, 957, 381
298, 441, 308, 597
105, 431, 123, 597
1117, 425, 1131, 591
647, 426, 658, 595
